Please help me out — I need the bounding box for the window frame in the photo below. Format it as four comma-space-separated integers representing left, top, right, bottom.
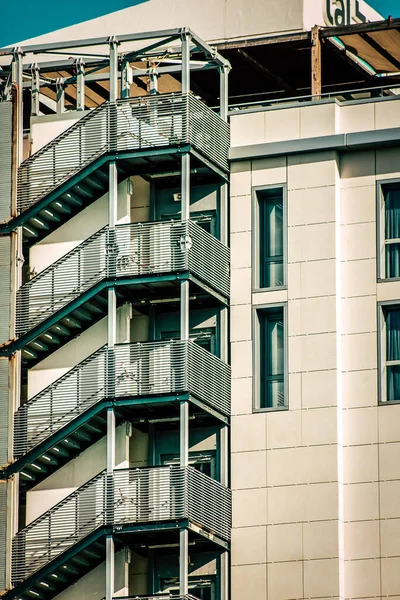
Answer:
376, 178, 400, 282
252, 184, 287, 292
252, 302, 288, 413
378, 300, 400, 405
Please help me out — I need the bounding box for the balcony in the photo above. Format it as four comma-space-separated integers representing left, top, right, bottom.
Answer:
12, 220, 229, 362
9, 94, 229, 242
12, 466, 231, 586
9, 340, 230, 485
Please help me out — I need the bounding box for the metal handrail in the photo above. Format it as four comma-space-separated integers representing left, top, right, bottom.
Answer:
13, 340, 231, 457
11, 466, 232, 583
15, 219, 230, 337
17, 93, 230, 213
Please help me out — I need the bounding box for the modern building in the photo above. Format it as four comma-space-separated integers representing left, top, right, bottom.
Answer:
1, 1, 400, 599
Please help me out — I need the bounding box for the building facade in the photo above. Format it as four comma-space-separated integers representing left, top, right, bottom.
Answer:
1, 1, 400, 599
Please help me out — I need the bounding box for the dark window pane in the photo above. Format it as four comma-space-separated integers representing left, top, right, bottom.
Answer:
384, 185, 400, 278
386, 308, 400, 362
258, 189, 284, 288
387, 365, 400, 402
259, 307, 285, 408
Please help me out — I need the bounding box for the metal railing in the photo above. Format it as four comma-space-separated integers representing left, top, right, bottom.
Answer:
12, 466, 232, 583
17, 93, 230, 212
110, 596, 201, 600
13, 340, 231, 457
15, 219, 230, 337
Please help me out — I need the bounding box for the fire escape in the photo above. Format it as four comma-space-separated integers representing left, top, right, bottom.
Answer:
0, 29, 231, 600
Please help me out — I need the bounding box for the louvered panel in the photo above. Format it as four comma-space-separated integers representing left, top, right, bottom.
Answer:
0, 359, 9, 468
0, 101, 12, 223
0, 481, 8, 592
0, 236, 11, 345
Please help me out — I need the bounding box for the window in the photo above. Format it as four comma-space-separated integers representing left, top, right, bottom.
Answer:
380, 304, 400, 403
254, 305, 287, 410
253, 186, 285, 289
378, 181, 400, 279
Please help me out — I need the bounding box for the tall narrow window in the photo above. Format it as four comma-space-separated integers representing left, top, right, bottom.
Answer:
379, 183, 400, 279
381, 305, 400, 403
257, 187, 284, 288
258, 306, 286, 409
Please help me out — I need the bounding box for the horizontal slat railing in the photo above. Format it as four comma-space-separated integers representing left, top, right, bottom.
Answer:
12, 466, 231, 583
15, 220, 230, 337
110, 596, 201, 600
17, 93, 229, 213
13, 340, 231, 457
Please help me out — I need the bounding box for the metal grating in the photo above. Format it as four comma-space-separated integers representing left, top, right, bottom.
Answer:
0, 101, 12, 223
15, 220, 229, 337
13, 340, 231, 458
0, 236, 11, 345
12, 466, 231, 584
17, 94, 230, 213
0, 358, 9, 467
0, 481, 7, 592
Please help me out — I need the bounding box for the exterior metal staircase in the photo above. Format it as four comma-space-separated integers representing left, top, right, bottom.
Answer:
2, 340, 230, 486
9, 467, 231, 600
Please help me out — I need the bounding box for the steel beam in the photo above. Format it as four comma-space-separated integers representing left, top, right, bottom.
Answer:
30, 64, 40, 116
105, 534, 115, 600
109, 37, 119, 103
220, 550, 229, 600
179, 528, 189, 596
75, 58, 85, 110
56, 78, 65, 114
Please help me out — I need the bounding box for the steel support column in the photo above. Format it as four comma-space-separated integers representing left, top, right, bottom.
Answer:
109, 37, 119, 103
179, 528, 189, 596
56, 79, 65, 114
31, 64, 40, 117
75, 58, 85, 111
106, 535, 115, 600
220, 550, 229, 600
120, 58, 131, 99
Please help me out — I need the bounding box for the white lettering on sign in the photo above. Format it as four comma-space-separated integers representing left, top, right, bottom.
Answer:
323, 0, 367, 26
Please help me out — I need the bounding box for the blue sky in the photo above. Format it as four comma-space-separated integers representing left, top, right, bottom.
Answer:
0, 0, 398, 48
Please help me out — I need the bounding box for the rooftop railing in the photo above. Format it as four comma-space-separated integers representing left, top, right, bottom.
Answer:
17, 93, 230, 212
12, 466, 231, 584
13, 340, 231, 458
15, 219, 230, 337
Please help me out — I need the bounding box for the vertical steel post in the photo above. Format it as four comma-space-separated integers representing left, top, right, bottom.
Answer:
120, 58, 131, 99
109, 37, 119, 103
31, 64, 40, 117
56, 78, 65, 114
220, 551, 229, 600
75, 58, 85, 111
106, 38, 118, 597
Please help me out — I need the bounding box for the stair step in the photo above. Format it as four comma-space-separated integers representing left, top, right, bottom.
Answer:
53, 200, 72, 215
40, 208, 61, 223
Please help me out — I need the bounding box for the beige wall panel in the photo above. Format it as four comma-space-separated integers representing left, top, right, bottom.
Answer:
340, 184, 375, 225
344, 520, 380, 560
267, 482, 338, 525
231, 564, 266, 600
288, 259, 336, 299
231, 267, 251, 306
301, 406, 337, 446
342, 406, 378, 446
341, 222, 376, 261
341, 258, 376, 297
252, 289, 288, 305
230, 231, 251, 269
264, 107, 300, 143
343, 482, 379, 521
300, 103, 337, 138
288, 185, 336, 227
267, 561, 303, 599
231, 113, 265, 147
232, 488, 267, 527
230, 304, 251, 342
288, 296, 336, 336
230, 195, 251, 233
230, 161, 251, 197
266, 409, 301, 450
341, 332, 377, 371
377, 280, 400, 302
288, 372, 302, 410
380, 518, 400, 557
381, 557, 400, 595
289, 332, 336, 373
251, 157, 286, 187
288, 222, 336, 262
380, 480, 400, 519
340, 151, 375, 188
231, 340, 252, 378
303, 520, 338, 560
342, 370, 377, 409
343, 444, 378, 485
231, 414, 266, 453
303, 558, 340, 597
376, 146, 400, 179
340, 102, 375, 133
267, 445, 337, 487
231, 450, 267, 490
344, 558, 381, 597
341, 295, 376, 335
379, 442, 400, 481
231, 376, 252, 416
231, 526, 267, 566
301, 370, 337, 409
375, 99, 400, 130
266, 522, 302, 563
288, 152, 337, 190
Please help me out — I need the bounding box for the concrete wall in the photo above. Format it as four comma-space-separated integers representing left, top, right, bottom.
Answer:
230, 133, 400, 597
30, 111, 90, 155
230, 97, 400, 147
